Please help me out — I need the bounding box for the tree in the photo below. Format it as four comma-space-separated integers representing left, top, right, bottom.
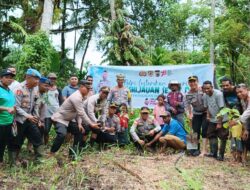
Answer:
100, 9, 149, 65
15, 31, 58, 80
40, 0, 55, 32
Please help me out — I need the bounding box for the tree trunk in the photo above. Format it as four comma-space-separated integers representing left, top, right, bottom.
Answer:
110, 0, 116, 20
40, 0, 54, 32
61, 0, 66, 60
73, 0, 79, 65
80, 31, 93, 72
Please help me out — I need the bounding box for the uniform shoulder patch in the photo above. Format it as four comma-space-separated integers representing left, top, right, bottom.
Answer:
15, 89, 23, 96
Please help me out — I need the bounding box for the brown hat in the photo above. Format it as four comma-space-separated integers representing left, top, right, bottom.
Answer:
140, 107, 150, 114
160, 111, 171, 117
79, 80, 92, 89
48, 73, 57, 78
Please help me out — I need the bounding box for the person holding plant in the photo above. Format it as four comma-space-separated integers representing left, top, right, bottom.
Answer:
203, 81, 228, 161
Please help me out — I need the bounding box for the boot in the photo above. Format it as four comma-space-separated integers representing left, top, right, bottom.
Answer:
44, 134, 49, 145
207, 138, 218, 158
34, 146, 44, 163
8, 151, 17, 166
217, 140, 226, 161
200, 138, 208, 156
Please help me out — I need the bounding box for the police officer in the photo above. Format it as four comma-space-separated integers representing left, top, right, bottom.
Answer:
11, 68, 43, 164
50, 80, 99, 156
83, 86, 110, 144
185, 76, 208, 156
107, 74, 133, 114
130, 107, 161, 152
96, 103, 121, 147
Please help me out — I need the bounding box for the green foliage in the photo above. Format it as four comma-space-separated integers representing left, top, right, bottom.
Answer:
15, 31, 58, 80
149, 47, 209, 65
100, 9, 150, 66
216, 108, 240, 129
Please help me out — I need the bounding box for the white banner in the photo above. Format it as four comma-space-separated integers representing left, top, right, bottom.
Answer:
88, 64, 214, 108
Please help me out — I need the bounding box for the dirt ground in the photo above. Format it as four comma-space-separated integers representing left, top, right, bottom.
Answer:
0, 146, 250, 190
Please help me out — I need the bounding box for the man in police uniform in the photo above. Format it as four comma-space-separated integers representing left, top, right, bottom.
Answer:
50, 80, 99, 156
107, 74, 133, 114
185, 76, 208, 156
96, 103, 121, 146
130, 107, 161, 152
83, 86, 110, 144
11, 68, 43, 163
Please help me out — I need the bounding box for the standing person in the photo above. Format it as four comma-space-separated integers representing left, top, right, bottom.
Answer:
107, 74, 133, 114
36, 77, 51, 143
153, 94, 166, 127
11, 68, 44, 163
203, 81, 228, 161
185, 76, 208, 156
236, 84, 250, 159
166, 80, 185, 125
0, 69, 16, 166
86, 75, 94, 97
7, 66, 20, 92
50, 80, 99, 156
62, 74, 79, 142
83, 86, 110, 145
62, 74, 79, 100
220, 77, 242, 112
44, 73, 63, 145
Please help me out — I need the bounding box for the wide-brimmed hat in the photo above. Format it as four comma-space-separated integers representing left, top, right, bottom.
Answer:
168, 80, 181, 88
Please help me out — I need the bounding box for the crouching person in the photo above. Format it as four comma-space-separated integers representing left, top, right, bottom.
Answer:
96, 103, 121, 148
130, 107, 161, 153
50, 80, 98, 157
146, 111, 187, 152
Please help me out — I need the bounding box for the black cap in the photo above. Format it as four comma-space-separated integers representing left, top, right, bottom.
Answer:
79, 80, 92, 89
188, 75, 198, 81
1, 69, 15, 77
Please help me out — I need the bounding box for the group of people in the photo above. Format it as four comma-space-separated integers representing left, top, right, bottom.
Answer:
0, 66, 250, 167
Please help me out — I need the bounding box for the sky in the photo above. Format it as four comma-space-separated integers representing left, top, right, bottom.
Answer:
51, 29, 103, 70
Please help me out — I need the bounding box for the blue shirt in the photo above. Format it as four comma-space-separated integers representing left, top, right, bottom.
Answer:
62, 85, 78, 98
161, 119, 187, 144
